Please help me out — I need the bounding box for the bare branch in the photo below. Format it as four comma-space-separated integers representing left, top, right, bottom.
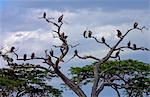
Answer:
91, 36, 112, 49
109, 84, 121, 97
69, 43, 80, 48
115, 46, 150, 52
74, 50, 100, 61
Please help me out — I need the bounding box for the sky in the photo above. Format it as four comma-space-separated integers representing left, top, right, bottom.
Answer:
0, 0, 150, 97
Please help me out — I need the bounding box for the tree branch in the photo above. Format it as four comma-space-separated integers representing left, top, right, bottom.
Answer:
54, 68, 87, 97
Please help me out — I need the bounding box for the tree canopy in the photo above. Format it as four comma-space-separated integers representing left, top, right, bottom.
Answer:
70, 59, 150, 97
0, 63, 62, 97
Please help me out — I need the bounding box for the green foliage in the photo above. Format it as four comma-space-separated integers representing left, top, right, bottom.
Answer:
69, 59, 150, 96
0, 63, 62, 97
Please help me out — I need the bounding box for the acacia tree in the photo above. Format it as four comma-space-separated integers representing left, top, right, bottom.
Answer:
0, 63, 62, 97
70, 59, 150, 97
0, 13, 149, 97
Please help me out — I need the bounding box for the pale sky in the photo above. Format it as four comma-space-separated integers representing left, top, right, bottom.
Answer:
0, 0, 150, 97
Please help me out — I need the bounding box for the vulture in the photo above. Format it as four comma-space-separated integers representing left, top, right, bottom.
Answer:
23, 54, 27, 61
133, 44, 136, 50
43, 12, 46, 18
58, 14, 63, 23
101, 37, 105, 43
83, 31, 87, 38
116, 30, 122, 38
10, 47, 15, 52
88, 30, 92, 38
31, 52, 35, 59
74, 50, 78, 55
127, 41, 131, 47
134, 22, 138, 28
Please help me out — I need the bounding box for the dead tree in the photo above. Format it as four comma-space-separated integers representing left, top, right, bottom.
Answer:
0, 13, 149, 97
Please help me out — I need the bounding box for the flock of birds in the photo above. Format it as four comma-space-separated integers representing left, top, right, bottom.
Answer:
7, 12, 139, 62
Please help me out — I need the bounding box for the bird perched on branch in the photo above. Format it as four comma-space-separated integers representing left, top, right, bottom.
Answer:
60, 32, 68, 39
83, 31, 87, 38
116, 30, 122, 38
88, 30, 92, 38
133, 44, 136, 50
23, 54, 27, 61
10, 47, 15, 53
134, 22, 138, 28
39, 12, 47, 19
31, 52, 35, 59
58, 14, 63, 23
127, 41, 131, 47
74, 50, 78, 55
101, 37, 105, 43
43, 12, 46, 18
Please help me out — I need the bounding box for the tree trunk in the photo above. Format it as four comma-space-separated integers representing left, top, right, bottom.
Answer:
54, 68, 87, 97
91, 93, 99, 97
91, 84, 104, 97
91, 64, 99, 97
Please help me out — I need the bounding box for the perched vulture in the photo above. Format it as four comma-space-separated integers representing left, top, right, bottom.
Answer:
58, 14, 63, 23
43, 12, 46, 18
23, 54, 27, 61
116, 30, 122, 38
127, 41, 131, 47
101, 37, 105, 43
83, 31, 87, 38
31, 52, 35, 59
134, 22, 138, 28
88, 30, 92, 38
10, 47, 15, 52
133, 44, 137, 50
74, 50, 78, 55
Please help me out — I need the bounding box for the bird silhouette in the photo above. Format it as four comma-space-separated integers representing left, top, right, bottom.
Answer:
116, 30, 122, 38
88, 30, 92, 38
43, 12, 46, 18
58, 14, 63, 23
134, 22, 138, 28
23, 54, 27, 61
133, 44, 136, 50
101, 37, 105, 43
10, 47, 15, 52
127, 41, 131, 47
83, 31, 87, 38
31, 52, 35, 59
74, 50, 78, 55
